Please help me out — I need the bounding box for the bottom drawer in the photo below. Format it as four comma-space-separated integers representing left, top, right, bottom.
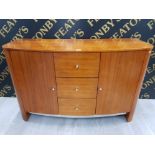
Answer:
58, 99, 96, 115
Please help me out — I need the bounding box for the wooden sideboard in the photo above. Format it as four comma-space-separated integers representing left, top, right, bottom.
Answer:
3, 39, 153, 122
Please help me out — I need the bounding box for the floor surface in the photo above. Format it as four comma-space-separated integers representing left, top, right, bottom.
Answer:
0, 97, 155, 135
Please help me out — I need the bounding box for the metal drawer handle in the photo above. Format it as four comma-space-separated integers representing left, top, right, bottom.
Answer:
74, 107, 79, 111
75, 87, 79, 92
75, 64, 79, 69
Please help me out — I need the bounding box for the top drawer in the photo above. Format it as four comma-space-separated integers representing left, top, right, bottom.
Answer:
54, 53, 100, 77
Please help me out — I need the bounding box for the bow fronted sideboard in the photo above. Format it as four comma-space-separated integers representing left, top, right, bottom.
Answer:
3, 39, 153, 122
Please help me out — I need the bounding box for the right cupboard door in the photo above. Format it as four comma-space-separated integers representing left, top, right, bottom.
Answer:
96, 51, 147, 114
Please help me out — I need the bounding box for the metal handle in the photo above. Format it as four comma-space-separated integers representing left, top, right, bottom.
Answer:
75, 64, 79, 69
75, 87, 79, 92
52, 88, 55, 91
98, 87, 103, 91
49, 87, 55, 91
74, 107, 79, 111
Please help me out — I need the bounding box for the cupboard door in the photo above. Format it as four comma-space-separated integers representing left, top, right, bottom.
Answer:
10, 51, 58, 114
96, 51, 148, 114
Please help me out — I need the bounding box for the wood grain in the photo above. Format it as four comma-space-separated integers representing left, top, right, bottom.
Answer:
125, 51, 151, 122
58, 98, 96, 115
54, 53, 100, 77
4, 50, 30, 121
3, 39, 153, 52
9, 51, 58, 115
96, 51, 148, 115
56, 78, 98, 98
3, 39, 152, 122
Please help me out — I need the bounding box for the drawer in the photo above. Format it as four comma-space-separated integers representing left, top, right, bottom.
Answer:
57, 78, 98, 98
54, 53, 100, 77
58, 98, 96, 115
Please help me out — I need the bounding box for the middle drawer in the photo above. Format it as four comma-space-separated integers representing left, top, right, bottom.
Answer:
56, 78, 98, 98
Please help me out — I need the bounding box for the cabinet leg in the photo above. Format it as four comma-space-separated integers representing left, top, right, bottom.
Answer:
125, 112, 133, 122
21, 112, 30, 121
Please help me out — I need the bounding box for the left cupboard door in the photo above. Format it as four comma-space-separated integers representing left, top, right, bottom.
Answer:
8, 51, 58, 115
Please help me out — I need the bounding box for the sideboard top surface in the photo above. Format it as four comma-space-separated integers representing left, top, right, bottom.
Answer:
3, 39, 153, 52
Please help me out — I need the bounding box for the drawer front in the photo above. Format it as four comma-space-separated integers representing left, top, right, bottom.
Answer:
58, 99, 96, 115
54, 53, 100, 77
57, 78, 98, 98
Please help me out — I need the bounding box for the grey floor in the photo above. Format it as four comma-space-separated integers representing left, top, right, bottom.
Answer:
0, 97, 155, 135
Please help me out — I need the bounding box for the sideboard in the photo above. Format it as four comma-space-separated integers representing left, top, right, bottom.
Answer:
3, 39, 153, 122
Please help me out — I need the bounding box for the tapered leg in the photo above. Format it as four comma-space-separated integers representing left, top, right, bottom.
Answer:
125, 112, 134, 122
21, 112, 30, 121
